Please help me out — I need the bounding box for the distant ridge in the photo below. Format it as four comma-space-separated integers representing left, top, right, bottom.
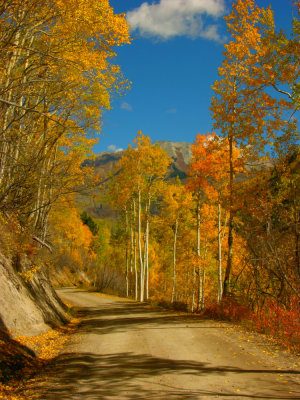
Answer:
88, 140, 193, 180
79, 141, 193, 218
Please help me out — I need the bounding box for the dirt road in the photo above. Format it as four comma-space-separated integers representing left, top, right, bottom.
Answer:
37, 288, 299, 399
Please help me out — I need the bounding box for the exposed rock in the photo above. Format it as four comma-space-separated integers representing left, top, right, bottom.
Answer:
83, 151, 123, 180
78, 141, 193, 218
154, 140, 192, 167
0, 251, 68, 337
88, 140, 192, 181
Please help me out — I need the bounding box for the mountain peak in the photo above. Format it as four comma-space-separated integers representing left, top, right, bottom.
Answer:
89, 140, 192, 181
154, 140, 192, 167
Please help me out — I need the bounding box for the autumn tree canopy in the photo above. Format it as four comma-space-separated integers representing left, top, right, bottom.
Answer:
0, 0, 130, 239
0, 0, 298, 351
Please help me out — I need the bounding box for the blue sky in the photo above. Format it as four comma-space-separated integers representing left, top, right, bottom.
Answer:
95, 0, 296, 154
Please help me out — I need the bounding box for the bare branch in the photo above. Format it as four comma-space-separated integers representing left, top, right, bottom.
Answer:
272, 84, 293, 100
33, 236, 52, 253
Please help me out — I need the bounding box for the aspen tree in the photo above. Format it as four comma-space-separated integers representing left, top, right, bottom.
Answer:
211, 0, 290, 296
108, 132, 170, 301
0, 0, 130, 238
162, 180, 193, 304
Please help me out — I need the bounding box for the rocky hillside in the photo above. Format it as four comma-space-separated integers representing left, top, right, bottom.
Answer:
155, 140, 192, 174
86, 140, 192, 181
0, 250, 68, 337
79, 141, 192, 219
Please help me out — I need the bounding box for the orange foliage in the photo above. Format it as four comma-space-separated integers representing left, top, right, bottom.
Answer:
251, 298, 300, 350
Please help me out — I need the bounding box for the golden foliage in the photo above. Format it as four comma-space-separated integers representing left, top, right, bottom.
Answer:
0, 317, 79, 400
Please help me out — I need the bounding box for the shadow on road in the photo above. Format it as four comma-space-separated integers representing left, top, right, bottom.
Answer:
31, 295, 299, 400
34, 351, 299, 400
73, 302, 229, 336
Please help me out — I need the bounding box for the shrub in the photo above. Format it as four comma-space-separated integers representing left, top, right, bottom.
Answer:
250, 298, 300, 350
203, 296, 251, 321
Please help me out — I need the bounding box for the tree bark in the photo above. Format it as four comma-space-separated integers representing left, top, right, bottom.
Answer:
125, 209, 129, 297
171, 218, 178, 304
191, 265, 195, 312
201, 240, 208, 310
218, 199, 223, 303
197, 198, 202, 310
133, 199, 138, 301
138, 187, 144, 302
223, 135, 233, 297
145, 194, 150, 300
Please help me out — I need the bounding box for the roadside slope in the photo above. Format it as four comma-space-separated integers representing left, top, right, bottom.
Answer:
0, 251, 68, 337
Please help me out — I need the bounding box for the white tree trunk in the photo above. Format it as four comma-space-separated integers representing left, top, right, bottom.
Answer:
201, 240, 208, 310
138, 187, 144, 302
197, 199, 202, 310
130, 220, 133, 297
171, 218, 178, 303
217, 200, 223, 303
125, 210, 129, 297
192, 266, 195, 312
145, 195, 150, 300
133, 199, 138, 301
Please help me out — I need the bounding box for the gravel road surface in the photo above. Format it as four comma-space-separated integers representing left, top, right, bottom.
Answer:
37, 288, 299, 400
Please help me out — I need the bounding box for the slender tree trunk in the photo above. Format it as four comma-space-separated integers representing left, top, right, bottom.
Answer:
34, 101, 49, 233
293, 195, 300, 278
296, 221, 300, 279
126, 246, 129, 297
171, 218, 178, 303
130, 222, 134, 274
138, 187, 144, 302
201, 240, 208, 310
133, 199, 138, 301
41, 207, 50, 242
192, 265, 196, 312
187, 270, 190, 307
125, 210, 129, 297
218, 199, 223, 303
201, 269, 206, 310
0, 27, 23, 182
41, 145, 57, 240
223, 135, 233, 297
197, 198, 202, 310
145, 219, 149, 300
134, 232, 138, 300
130, 219, 134, 297
145, 195, 150, 300
143, 230, 147, 297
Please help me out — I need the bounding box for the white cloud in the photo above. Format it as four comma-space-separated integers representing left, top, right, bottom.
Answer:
199, 24, 223, 42
127, 0, 225, 41
121, 101, 132, 111
107, 145, 123, 152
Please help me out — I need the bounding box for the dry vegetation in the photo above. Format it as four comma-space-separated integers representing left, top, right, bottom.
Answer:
0, 316, 79, 400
